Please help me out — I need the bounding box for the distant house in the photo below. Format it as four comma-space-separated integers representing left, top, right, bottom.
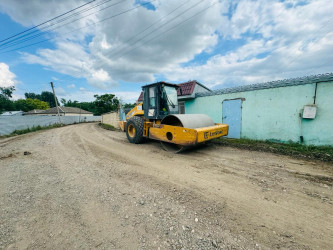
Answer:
137, 80, 211, 114
0, 111, 24, 116
177, 80, 211, 100
24, 107, 93, 116
177, 80, 211, 114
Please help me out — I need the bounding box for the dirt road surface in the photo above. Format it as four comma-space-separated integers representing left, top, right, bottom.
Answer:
0, 123, 332, 249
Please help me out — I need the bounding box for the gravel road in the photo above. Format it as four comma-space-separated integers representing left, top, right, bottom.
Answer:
0, 123, 332, 249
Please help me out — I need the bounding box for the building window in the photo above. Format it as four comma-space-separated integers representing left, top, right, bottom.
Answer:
179, 101, 185, 114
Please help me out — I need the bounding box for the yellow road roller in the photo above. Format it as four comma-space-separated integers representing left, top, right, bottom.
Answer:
119, 82, 228, 152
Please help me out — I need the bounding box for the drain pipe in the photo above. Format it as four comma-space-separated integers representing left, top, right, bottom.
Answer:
313, 82, 318, 105
299, 111, 304, 143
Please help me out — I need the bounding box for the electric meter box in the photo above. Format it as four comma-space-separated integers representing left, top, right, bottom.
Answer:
302, 105, 317, 119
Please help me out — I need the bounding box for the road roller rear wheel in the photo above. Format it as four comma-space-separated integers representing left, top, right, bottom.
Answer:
126, 116, 144, 144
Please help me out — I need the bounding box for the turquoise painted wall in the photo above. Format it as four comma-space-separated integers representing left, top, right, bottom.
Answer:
185, 81, 333, 146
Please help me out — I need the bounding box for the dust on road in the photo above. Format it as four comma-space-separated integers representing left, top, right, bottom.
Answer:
0, 123, 332, 249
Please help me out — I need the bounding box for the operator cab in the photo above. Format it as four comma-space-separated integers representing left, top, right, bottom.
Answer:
142, 82, 179, 120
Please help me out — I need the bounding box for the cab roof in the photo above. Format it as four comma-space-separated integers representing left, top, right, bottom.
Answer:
142, 81, 179, 90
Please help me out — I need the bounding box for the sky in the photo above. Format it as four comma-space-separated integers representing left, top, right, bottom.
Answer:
0, 0, 332, 103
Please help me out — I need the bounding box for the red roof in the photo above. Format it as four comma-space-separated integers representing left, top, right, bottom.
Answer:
138, 92, 143, 102
177, 80, 196, 96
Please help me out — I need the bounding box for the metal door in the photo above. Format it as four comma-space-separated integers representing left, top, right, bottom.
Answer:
222, 99, 242, 138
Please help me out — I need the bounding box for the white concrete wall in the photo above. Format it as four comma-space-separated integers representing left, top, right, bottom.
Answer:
0, 116, 101, 135
101, 112, 120, 128
64, 113, 93, 116
24, 113, 93, 116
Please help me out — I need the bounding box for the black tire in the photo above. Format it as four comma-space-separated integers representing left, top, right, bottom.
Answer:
126, 116, 144, 144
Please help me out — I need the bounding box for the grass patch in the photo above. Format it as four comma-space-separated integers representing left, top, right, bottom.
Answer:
10, 124, 62, 136
213, 137, 333, 163
99, 123, 120, 131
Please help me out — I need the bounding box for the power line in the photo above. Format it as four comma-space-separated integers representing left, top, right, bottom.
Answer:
57, 1, 217, 90
0, 0, 96, 43
110, 0, 204, 58
0, 0, 157, 53
41, 0, 198, 84
87, 0, 209, 69
40, 1, 214, 87
118, 1, 218, 60
0, 0, 121, 50
117, 0, 188, 49
0, 0, 114, 48
8, 1, 217, 94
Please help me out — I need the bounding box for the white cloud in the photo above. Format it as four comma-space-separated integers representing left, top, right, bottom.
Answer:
164, 0, 333, 88
100, 35, 112, 50
0, 0, 332, 91
67, 84, 75, 89
115, 91, 141, 103
6, 0, 222, 88
22, 41, 115, 89
0, 63, 17, 87
55, 86, 67, 96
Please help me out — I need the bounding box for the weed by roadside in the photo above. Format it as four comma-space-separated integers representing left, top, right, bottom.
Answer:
99, 123, 120, 131
213, 137, 333, 163
0, 124, 63, 139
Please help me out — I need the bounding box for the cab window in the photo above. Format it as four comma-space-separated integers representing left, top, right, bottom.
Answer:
149, 87, 156, 108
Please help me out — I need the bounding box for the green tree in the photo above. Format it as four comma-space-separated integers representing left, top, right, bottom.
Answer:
0, 86, 16, 113
41, 91, 59, 107
63, 99, 96, 114
27, 98, 50, 110
93, 94, 119, 115
122, 102, 136, 109
15, 98, 49, 112
61, 94, 120, 115
25, 92, 41, 100
24, 91, 59, 107
1, 86, 15, 99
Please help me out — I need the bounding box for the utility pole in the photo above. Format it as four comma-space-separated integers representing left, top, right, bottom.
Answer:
50, 82, 62, 125
79, 103, 82, 123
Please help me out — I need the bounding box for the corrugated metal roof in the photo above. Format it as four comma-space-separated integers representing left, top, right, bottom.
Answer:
1, 111, 23, 116
42, 107, 92, 114
196, 73, 333, 98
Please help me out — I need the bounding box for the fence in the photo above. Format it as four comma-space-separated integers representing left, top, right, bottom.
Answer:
0, 115, 101, 135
